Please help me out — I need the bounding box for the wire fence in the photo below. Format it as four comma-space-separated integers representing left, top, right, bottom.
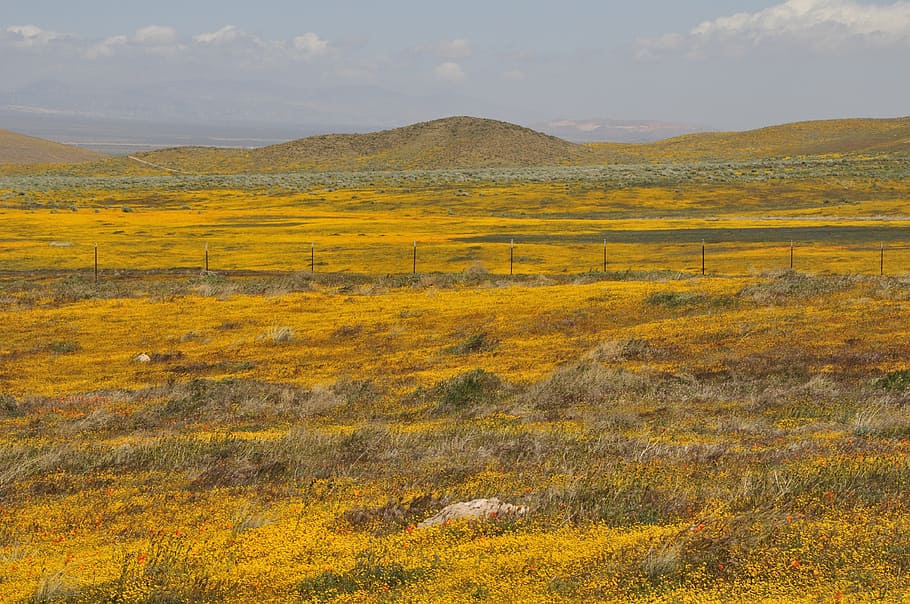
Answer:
4, 236, 910, 281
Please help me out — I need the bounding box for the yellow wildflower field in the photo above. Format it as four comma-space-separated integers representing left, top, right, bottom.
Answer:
3, 168, 910, 276
1, 164, 910, 602
2, 273, 910, 602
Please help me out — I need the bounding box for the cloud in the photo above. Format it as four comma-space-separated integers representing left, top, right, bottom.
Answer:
67, 24, 335, 64
193, 25, 253, 45
438, 38, 472, 59
80, 26, 183, 59
3, 25, 63, 48
84, 35, 128, 59
292, 32, 329, 58
412, 38, 472, 60
503, 69, 525, 81
434, 61, 465, 82
134, 25, 178, 46
638, 0, 910, 59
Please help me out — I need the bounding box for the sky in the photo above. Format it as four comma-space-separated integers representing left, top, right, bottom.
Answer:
1, 0, 909, 134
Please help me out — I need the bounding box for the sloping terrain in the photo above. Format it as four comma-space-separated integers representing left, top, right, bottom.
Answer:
127, 116, 591, 173
0, 128, 107, 165
3, 115, 909, 176
590, 117, 910, 162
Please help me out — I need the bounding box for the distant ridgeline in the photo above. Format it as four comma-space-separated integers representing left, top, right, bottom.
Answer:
1, 115, 909, 175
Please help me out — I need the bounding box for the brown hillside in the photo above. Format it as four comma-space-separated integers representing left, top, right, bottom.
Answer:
0, 129, 107, 165
588, 116, 910, 162
131, 116, 591, 173
5, 115, 909, 176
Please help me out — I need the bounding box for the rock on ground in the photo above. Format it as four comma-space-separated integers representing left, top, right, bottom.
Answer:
418, 498, 527, 528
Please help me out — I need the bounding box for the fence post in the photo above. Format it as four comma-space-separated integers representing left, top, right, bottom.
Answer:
510, 239, 514, 276
603, 239, 607, 273
790, 240, 794, 270
701, 239, 705, 276
413, 241, 417, 275
311, 242, 315, 273
205, 243, 209, 273
94, 242, 98, 284
881, 243, 885, 276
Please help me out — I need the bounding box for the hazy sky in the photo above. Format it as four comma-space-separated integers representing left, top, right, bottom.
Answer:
2, 0, 909, 130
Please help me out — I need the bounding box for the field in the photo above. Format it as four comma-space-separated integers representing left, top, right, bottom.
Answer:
2, 147, 910, 602
3, 156, 910, 277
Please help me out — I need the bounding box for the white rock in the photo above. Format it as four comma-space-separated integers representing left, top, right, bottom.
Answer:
133, 353, 151, 363
418, 498, 527, 528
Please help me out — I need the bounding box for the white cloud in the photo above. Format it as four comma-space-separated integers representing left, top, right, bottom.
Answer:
194, 25, 257, 46
503, 69, 526, 81
82, 26, 181, 59
434, 61, 465, 82
638, 0, 910, 59
134, 25, 178, 46
85, 35, 128, 59
3, 25, 62, 48
438, 38, 472, 59
292, 32, 329, 58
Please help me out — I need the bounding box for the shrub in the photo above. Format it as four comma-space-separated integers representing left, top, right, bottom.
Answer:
0, 394, 20, 416
444, 332, 497, 355
433, 369, 502, 412
646, 291, 706, 308
525, 362, 649, 418
875, 370, 910, 392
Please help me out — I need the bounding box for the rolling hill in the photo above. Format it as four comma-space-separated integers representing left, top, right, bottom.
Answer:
125, 116, 593, 173
3, 115, 909, 176
127, 116, 910, 174
0, 129, 107, 165
589, 117, 910, 163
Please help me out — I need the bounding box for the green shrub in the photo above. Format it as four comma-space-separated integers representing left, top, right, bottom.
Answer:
434, 369, 502, 412
875, 370, 910, 391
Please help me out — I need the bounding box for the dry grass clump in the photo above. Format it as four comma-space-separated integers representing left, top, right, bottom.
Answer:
852, 402, 910, 437
739, 271, 858, 304
525, 361, 652, 418
259, 325, 294, 343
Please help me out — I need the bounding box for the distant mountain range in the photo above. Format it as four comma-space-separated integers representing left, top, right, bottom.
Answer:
534, 119, 706, 143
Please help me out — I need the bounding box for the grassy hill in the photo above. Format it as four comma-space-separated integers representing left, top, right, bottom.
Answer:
3, 116, 909, 176
122, 116, 592, 174
0, 129, 107, 165
589, 117, 910, 163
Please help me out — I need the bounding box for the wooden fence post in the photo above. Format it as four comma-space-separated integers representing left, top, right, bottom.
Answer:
413, 241, 417, 274
510, 239, 514, 276
603, 239, 607, 273
701, 240, 705, 276
205, 243, 209, 273
94, 243, 98, 284
311, 242, 315, 273
790, 240, 794, 270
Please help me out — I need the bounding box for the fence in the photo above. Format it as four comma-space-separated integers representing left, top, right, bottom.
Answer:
7, 236, 910, 282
